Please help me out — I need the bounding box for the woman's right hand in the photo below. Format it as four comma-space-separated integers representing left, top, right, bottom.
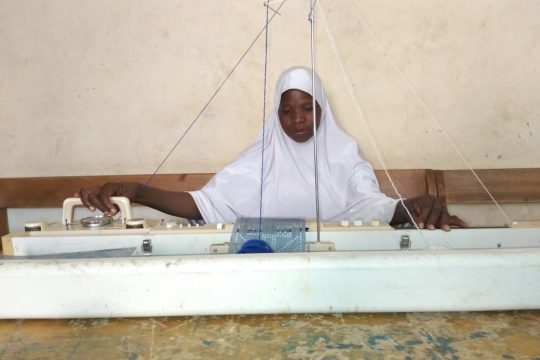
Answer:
75, 182, 141, 216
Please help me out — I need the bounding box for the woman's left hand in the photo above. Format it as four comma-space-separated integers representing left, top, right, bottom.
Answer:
391, 194, 469, 231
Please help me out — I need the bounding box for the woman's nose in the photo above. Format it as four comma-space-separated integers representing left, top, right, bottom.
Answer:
293, 111, 305, 123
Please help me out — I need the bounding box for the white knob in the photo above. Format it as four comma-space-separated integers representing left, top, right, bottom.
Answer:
353, 220, 363, 227
370, 220, 380, 227
340, 220, 350, 227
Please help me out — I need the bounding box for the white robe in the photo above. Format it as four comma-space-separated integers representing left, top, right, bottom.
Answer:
190, 67, 398, 224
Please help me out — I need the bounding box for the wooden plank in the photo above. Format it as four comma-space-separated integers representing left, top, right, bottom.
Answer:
435, 169, 446, 202
375, 169, 428, 200
426, 169, 440, 198
0, 171, 427, 208
441, 168, 540, 203
1, 168, 536, 208
0, 208, 7, 251
0, 174, 213, 208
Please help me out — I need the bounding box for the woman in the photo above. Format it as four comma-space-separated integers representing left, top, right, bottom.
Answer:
77, 67, 467, 230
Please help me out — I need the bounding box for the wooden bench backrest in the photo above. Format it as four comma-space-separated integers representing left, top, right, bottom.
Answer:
1, 168, 538, 237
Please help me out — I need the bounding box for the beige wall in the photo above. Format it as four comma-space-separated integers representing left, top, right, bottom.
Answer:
1, 0, 539, 178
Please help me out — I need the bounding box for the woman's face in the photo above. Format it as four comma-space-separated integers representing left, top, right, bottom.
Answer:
278, 89, 322, 143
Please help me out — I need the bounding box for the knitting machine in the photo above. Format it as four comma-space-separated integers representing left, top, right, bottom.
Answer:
1, 197, 539, 318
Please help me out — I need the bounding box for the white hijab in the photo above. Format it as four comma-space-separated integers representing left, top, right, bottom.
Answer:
190, 67, 398, 223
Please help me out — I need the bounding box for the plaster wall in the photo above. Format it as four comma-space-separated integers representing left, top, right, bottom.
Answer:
1, 0, 539, 177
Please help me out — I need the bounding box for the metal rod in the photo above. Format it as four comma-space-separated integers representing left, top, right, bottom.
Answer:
309, 0, 321, 242
259, 1, 271, 240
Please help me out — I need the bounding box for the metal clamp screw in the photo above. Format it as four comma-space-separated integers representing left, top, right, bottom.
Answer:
142, 239, 152, 255
400, 235, 411, 250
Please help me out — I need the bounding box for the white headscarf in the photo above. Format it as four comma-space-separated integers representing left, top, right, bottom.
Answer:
190, 67, 398, 223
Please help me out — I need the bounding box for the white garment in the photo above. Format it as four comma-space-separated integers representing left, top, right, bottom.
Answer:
190, 67, 398, 223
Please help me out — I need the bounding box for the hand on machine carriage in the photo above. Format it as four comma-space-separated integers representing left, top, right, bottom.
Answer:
390, 194, 469, 231
75, 182, 202, 220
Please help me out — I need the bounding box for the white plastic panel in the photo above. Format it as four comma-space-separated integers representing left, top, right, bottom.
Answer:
6, 226, 540, 256
0, 248, 539, 318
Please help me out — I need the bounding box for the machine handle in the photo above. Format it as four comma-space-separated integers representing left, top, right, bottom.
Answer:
62, 197, 133, 225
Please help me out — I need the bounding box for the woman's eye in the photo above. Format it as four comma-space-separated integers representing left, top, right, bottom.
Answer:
304, 107, 313, 112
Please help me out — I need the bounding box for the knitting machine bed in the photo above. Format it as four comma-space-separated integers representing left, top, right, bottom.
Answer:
1, 198, 539, 318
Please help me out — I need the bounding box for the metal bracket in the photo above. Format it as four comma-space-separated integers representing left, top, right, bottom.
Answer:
210, 243, 230, 254
307, 241, 335, 252
400, 235, 411, 250
141, 239, 152, 255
